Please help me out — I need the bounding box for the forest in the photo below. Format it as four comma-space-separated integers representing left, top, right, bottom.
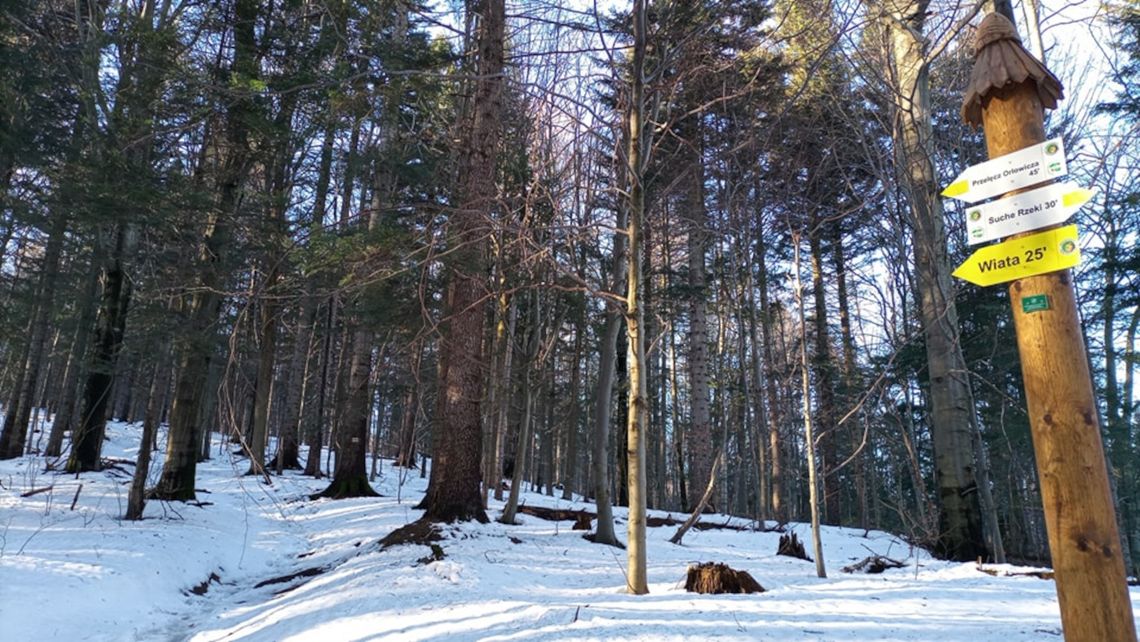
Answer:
1, 0, 1139, 634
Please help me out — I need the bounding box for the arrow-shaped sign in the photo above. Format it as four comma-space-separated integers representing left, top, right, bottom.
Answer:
963, 181, 1093, 245
953, 224, 1081, 287
942, 137, 1067, 203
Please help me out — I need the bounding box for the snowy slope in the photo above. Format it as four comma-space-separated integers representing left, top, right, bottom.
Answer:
1, 422, 1136, 641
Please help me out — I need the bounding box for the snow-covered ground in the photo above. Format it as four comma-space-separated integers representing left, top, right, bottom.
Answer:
1, 422, 1136, 641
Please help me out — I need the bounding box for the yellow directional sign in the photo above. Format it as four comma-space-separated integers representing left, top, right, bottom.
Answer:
953, 224, 1081, 287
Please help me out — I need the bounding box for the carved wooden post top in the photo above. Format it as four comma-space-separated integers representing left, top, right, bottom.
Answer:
961, 13, 1064, 127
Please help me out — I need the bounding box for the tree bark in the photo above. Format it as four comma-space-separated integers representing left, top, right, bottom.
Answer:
684, 147, 714, 513
794, 234, 827, 578
417, 0, 505, 524
153, 0, 258, 499
67, 226, 133, 472
0, 210, 66, 459
624, 0, 649, 595
883, 0, 987, 560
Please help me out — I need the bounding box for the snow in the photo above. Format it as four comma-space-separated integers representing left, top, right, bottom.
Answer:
1, 422, 1136, 641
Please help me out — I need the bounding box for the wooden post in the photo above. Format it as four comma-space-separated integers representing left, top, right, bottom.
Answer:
963, 14, 1136, 642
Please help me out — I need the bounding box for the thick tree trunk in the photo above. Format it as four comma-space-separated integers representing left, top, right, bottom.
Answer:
67, 226, 133, 472
153, 0, 258, 498
884, 0, 987, 560
316, 323, 379, 498
417, 0, 504, 524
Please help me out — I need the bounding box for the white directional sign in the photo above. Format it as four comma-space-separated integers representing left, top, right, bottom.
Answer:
942, 137, 1067, 203
963, 181, 1093, 245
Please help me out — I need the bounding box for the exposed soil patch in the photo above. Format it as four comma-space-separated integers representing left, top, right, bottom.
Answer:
379, 519, 443, 550
188, 571, 222, 596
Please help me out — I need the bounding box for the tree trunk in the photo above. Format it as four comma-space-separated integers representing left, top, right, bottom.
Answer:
153, 0, 258, 498
316, 322, 379, 498
883, 0, 987, 560
126, 342, 172, 520
417, 0, 505, 524
67, 226, 133, 472
684, 148, 714, 513
304, 296, 337, 478
501, 295, 541, 523
624, 0, 649, 595
46, 263, 100, 457
561, 313, 583, 500
794, 234, 827, 578
0, 210, 66, 459
395, 339, 425, 468
809, 222, 839, 524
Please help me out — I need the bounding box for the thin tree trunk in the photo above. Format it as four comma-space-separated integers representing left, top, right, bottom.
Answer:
809, 223, 839, 524
126, 342, 172, 520
0, 210, 67, 459
304, 296, 337, 478
794, 234, 827, 578
685, 150, 714, 513
46, 263, 100, 457
561, 313, 583, 500
501, 295, 540, 523
624, 0, 649, 595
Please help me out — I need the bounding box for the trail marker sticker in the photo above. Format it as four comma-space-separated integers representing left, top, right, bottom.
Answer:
963, 182, 1093, 245
953, 224, 1081, 287
1021, 294, 1050, 313
943, 137, 1067, 203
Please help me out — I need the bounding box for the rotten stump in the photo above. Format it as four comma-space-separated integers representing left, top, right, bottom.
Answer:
777, 532, 811, 561
684, 562, 765, 594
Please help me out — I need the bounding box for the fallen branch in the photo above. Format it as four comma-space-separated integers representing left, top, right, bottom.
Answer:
976, 563, 1054, 580
20, 486, 53, 498
670, 450, 725, 545
842, 555, 906, 574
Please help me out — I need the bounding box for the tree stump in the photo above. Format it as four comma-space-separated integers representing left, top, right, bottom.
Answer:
777, 532, 811, 561
684, 562, 765, 594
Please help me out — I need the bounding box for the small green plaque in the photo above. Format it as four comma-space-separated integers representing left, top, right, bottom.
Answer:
1022, 294, 1050, 313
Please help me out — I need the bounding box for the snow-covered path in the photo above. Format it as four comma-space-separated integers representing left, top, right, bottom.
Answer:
2, 422, 1137, 641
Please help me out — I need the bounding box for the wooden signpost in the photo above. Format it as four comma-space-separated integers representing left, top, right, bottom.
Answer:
955, 13, 1137, 642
